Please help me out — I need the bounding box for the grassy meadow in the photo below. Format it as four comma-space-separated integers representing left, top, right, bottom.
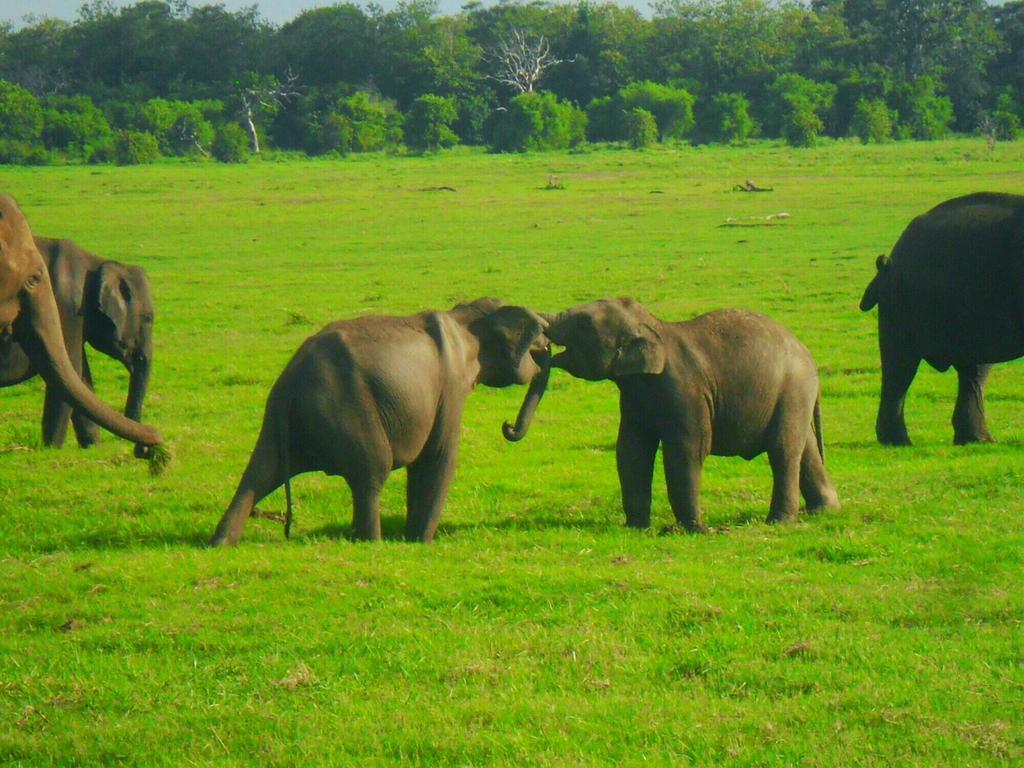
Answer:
1, 139, 1023, 766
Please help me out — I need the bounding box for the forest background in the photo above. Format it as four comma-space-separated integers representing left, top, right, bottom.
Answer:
1, 0, 1023, 163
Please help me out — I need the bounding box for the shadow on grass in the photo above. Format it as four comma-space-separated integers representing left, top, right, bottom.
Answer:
5, 528, 213, 556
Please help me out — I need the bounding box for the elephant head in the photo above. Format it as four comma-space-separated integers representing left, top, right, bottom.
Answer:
859, 253, 891, 311
458, 298, 551, 442
88, 261, 155, 426
546, 298, 666, 381
0, 194, 162, 451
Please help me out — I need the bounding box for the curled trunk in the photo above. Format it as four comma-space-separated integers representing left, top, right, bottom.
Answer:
503, 348, 551, 442
22, 275, 162, 450
125, 352, 152, 457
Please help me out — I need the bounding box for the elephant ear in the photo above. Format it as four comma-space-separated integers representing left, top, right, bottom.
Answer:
490, 305, 547, 366
611, 324, 665, 377
859, 253, 889, 312
98, 262, 131, 333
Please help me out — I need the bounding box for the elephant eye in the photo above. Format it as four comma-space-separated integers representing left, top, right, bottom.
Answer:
25, 273, 41, 289
141, 313, 154, 324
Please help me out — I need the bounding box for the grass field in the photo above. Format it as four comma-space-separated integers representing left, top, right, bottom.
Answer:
1, 139, 1023, 766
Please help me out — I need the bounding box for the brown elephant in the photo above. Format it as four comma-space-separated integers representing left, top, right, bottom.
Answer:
209, 298, 550, 546
513, 299, 839, 531
0, 193, 162, 453
0, 237, 154, 451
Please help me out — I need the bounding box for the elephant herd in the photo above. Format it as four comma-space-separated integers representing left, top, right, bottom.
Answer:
2, 191, 1022, 545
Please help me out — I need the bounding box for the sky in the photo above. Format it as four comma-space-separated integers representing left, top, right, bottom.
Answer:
2, 0, 655, 28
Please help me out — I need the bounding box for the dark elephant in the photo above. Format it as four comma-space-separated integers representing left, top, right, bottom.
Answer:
517, 298, 838, 532
860, 192, 1024, 445
209, 298, 550, 546
0, 237, 154, 452
0, 194, 161, 452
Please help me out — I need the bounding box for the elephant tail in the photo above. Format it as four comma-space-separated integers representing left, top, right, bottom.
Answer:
282, 409, 294, 539
813, 394, 825, 465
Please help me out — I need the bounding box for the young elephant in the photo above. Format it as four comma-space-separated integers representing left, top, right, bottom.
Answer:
0, 237, 154, 451
530, 299, 838, 531
209, 298, 550, 546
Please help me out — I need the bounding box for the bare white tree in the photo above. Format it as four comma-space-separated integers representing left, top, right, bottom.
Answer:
237, 69, 301, 153
490, 28, 563, 94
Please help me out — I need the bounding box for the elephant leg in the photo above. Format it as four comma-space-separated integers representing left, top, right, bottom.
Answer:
766, 438, 802, 525
405, 448, 458, 543
41, 339, 83, 448
71, 352, 102, 448
799, 431, 840, 514
876, 343, 919, 446
616, 418, 658, 528
952, 364, 995, 445
349, 473, 386, 542
209, 432, 287, 547
662, 439, 707, 533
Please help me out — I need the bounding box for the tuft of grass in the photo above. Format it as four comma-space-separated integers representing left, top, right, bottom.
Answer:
147, 442, 173, 477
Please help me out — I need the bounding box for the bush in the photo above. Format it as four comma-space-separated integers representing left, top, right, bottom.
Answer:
586, 82, 695, 143
618, 81, 695, 141
142, 99, 217, 156
114, 130, 160, 165
697, 92, 754, 143
404, 95, 459, 152
770, 74, 837, 147
990, 89, 1022, 141
323, 92, 404, 154
211, 123, 250, 163
625, 108, 658, 149
42, 95, 113, 159
0, 80, 44, 162
890, 77, 953, 140
850, 98, 895, 143
490, 92, 587, 153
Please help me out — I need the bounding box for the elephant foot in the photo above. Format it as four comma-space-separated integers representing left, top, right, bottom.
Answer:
207, 532, 239, 548
624, 516, 651, 530
805, 492, 840, 516
766, 510, 798, 525
660, 521, 708, 535
877, 432, 912, 447
953, 430, 995, 446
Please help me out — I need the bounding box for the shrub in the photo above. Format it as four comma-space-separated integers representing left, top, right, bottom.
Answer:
850, 98, 895, 143
404, 95, 459, 152
114, 130, 160, 165
42, 95, 113, 159
490, 92, 587, 153
625, 108, 658, 148
142, 99, 217, 156
326, 92, 404, 154
211, 123, 250, 163
697, 92, 754, 143
617, 81, 695, 141
770, 74, 837, 147
990, 89, 1022, 141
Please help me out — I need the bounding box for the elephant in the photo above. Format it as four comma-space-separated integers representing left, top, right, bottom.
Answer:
860, 192, 1024, 446
0, 193, 162, 452
208, 298, 550, 546
515, 298, 839, 532
0, 236, 154, 451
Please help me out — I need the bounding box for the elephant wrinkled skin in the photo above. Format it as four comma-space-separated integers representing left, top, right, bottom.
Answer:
860, 192, 1024, 446
0, 194, 161, 453
0, 237, 154, 452
534, 298, 839, 531
209, 298, 550, 546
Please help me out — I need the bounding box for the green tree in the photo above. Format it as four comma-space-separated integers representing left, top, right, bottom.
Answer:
769, 73, 837, 146
850, 97, 894, 143
41, 94, 113, 160
404, 94, 459, 151
0, 79, 45, 163
625, 107, 659, 148
212, 122, 250, 162
490, 91, 586, 152
697, 91, 754, 143
114, 129, 160, 165
330, 92, 404, 153
890, 76, 954, 140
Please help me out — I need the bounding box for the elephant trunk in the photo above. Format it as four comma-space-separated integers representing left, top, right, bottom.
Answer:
502, 347, 551, 442
22, 274, 162, 449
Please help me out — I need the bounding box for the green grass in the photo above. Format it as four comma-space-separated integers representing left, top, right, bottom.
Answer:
1, 139, 1023, 766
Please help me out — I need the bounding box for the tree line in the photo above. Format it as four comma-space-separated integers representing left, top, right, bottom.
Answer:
1, 0, 1022, 163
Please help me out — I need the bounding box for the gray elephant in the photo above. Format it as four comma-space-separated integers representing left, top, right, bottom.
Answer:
209, 298, 550, 546
514, 299, 838, 532
0, 193, 161, 452
0, 237, 154, 451
860, 192, 1024, 445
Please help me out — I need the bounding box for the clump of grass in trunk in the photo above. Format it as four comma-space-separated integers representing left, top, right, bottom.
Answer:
147, 443, 173, 477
